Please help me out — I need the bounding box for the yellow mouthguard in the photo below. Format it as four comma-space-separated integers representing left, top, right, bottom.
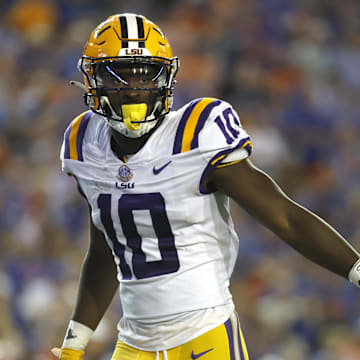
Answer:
121, 103, 147, 131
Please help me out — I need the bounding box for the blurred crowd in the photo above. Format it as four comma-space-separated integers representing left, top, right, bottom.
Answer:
1, 0, 360, 359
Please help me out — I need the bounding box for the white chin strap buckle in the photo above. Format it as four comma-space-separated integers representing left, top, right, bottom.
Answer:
108, 118, 157, 138
105, 102, 160, 138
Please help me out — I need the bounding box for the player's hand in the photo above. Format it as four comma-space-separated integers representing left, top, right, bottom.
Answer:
51, 347, 84, 360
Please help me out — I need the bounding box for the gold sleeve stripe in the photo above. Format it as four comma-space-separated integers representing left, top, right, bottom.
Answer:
215, 140, 253, 168
216, 159, 244, 168
181, 98, 215, 153
242, 140, 253, 150
210, 138, 252, 168
210, 154, 227, 166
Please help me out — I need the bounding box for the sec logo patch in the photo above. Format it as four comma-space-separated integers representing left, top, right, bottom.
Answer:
117, 165, 133, 182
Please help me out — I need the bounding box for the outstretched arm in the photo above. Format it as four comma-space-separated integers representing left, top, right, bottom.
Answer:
70, 207, 119, 328
209, 159, 359, 279
52, 206, 118, 359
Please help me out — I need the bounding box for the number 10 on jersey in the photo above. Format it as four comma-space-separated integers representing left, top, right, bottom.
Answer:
97, 193, 180, 280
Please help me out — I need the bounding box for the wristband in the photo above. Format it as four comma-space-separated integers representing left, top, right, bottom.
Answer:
348, 258, 360, 288
62, 320, 94, 351
59, 348, 84, 360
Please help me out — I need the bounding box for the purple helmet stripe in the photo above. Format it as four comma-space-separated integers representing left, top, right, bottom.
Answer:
119, 16, 128, 48
136, 16, 145, 48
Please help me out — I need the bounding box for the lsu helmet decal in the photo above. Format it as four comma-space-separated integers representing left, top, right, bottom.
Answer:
77, 13, 179, 138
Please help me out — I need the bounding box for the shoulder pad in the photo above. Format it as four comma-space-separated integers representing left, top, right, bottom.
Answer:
63, 111, 92, 162
172, 98, 222, 155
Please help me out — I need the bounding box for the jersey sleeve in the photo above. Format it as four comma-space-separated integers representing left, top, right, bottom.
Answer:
60, 111, 94, 199
60, 111, 92, 173
196, 99, 253, 193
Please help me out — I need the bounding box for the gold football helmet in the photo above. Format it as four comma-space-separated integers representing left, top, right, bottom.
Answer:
78, 13, 179, 137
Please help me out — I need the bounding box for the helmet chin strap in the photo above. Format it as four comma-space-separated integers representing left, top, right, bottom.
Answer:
111, 103, 157, 138
108, 118, 158, 138
100, 96, 163, 138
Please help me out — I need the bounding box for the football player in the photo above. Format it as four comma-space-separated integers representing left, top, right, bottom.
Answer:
53, 13, 360, 360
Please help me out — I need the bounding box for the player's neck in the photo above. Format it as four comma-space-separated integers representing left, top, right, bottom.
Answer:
110, 121, 161, 157
110, 130, 148, 157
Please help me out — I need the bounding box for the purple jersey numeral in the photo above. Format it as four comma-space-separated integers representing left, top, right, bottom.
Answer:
97, 192, 180, 280
98, 194, 132, 279
215, 107, 241, 144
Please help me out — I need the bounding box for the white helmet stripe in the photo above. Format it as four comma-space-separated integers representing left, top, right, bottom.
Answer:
119, 14, 143, 49
126, 15, 138, 49
126, 15, 138, 38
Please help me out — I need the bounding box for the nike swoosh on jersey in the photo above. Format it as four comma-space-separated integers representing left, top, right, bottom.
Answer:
191, 348, 214, 359
153, 160, 172, 175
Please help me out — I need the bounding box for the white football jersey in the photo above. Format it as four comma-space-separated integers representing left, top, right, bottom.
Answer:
60, 97, 253, 350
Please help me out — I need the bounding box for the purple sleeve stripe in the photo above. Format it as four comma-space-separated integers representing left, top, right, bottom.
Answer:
75, 111, 91, 162
199, 147, 235, 194
237, 137, 252, 154
172, 99, 202, 155
64, 123, 72, 159
199, 136, 252, 194
244, 143, 253, 155
225, 318, 236, 360
190, 100, 221, 150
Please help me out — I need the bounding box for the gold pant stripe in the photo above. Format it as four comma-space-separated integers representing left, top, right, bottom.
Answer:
235, 312, 249, 360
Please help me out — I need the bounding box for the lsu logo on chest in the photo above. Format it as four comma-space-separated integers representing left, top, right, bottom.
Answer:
116, 182, 134, 190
